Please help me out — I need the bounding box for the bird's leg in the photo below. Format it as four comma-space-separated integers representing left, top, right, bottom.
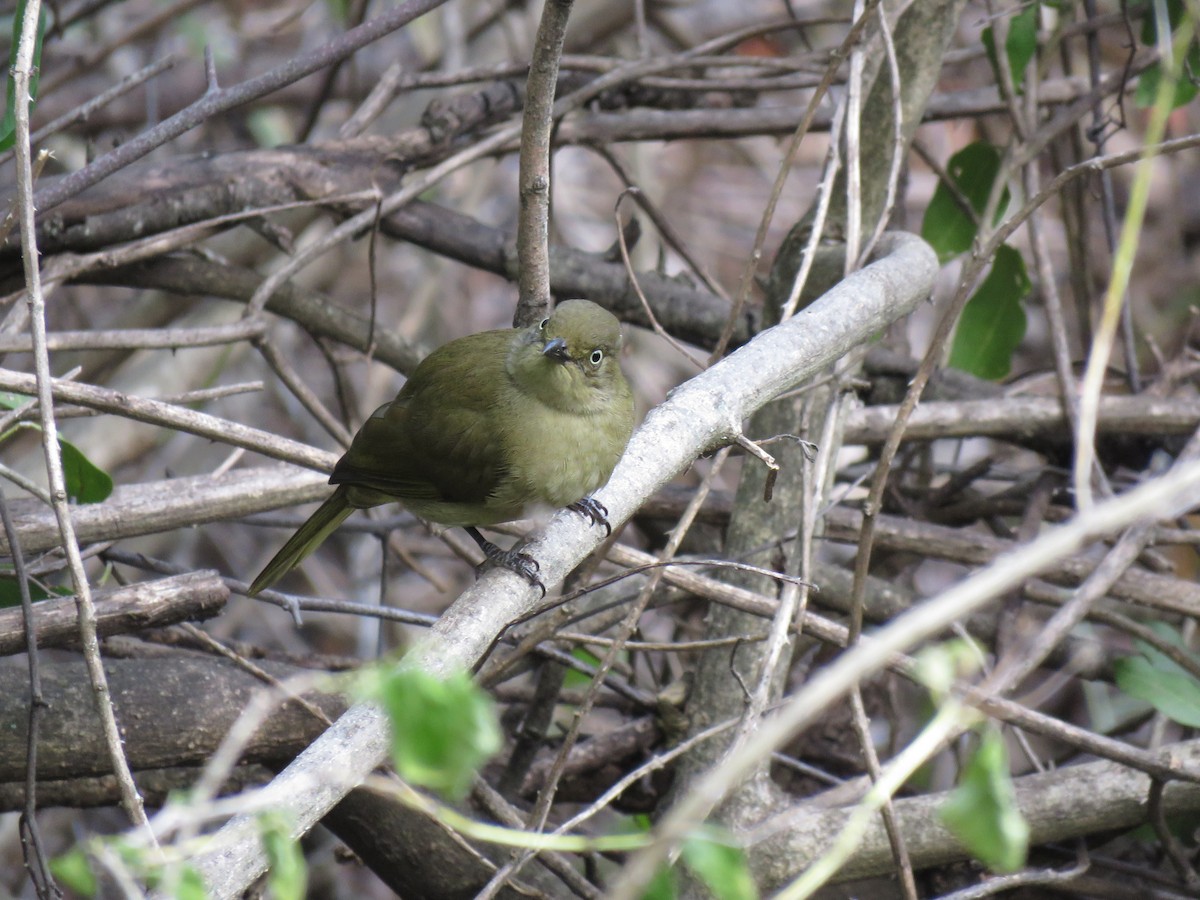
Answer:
568, 496, 611, 536
464, 526, 545, 597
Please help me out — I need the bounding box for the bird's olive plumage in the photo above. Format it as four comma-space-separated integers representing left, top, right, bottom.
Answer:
249, 300, 634, 595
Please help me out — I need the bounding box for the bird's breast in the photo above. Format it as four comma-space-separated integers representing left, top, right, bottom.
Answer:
499, 403, 625, 511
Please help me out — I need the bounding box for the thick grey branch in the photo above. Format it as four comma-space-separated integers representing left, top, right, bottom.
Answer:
0, 656, 343, 788
749, 738, 1200, 888
0, 572, 227, 656
0, 370, 336, 474
0, 468, 330, 557
177, 232, 938, 897
844, 395, 1200, 444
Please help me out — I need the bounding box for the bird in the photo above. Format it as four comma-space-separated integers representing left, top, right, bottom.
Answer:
248, 299, 634, 596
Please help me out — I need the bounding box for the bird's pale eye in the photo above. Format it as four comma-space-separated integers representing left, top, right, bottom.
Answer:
590, 349, 604, 365
539, 317, 550, 330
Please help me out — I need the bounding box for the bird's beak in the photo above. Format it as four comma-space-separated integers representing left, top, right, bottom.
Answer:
542, 337, 570, 363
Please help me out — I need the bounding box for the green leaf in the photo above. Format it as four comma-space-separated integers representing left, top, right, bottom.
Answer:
1114, 655, 1200, 728
0, 571, 52, 608
171, 866, 208, 900
1135, 0, 1199, 109
0, 424, 114, 503
982, 3, 1039, 94
0, 2, 47, 152
920, 141, 1009, 262
912, 638, 986, 697
59, 438, 114, 504
1135, 42, 1200, 109
324, 0, 352, 24
614, 814, 677, 900
359, 665, 501, 799
1081, 677, 1148, 734
948, 244, 1030, 380
940, 726, 1029, 873
682, 829, 759, 900
1133, 621, 1200, 679
260, 812, 307, 900
246, 107, 294, 148
0, 571, 71, 608
564, 646, 603, 688
641, 865, 678, 900
1141, 0, 1186, 44
50, 847, 97, 896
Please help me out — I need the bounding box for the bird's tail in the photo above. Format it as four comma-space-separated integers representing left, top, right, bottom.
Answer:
249, 487, 354, 595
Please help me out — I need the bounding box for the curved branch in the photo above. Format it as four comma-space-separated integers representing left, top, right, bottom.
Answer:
176, 232, 938, 897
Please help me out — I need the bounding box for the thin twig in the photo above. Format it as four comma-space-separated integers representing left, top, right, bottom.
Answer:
2, 491, 60, 899
594, 154, 728, 301
0, 54, 178, 170
609, 456, 1200, 898
857, 3, 903, 265
0, 319, 267, 353
514, 0, 575, 328
12, 0, 153, 839
481, 448, 734, 898
29, 0, 452, 216
255, 337, 354, 448
712, 0, 882, 360
0, 369, 336, 473
613, 191, 705, 369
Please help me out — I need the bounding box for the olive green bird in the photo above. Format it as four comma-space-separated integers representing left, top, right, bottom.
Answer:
249, 299, 634, 596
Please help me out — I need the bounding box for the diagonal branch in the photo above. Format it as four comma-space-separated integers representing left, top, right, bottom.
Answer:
172, 232, 937, 897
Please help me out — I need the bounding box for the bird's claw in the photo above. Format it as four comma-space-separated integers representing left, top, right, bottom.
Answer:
569, 496, 611, 536
500, 550, 545, 597
476, 544, 545, 597
466, 527, 545, 596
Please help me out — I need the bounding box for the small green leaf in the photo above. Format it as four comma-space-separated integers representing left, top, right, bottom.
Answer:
1141, 0, 1186, 44
1135, 43, 1200, 109
948, 244, 1030, 380
912, 638, 985, 698
1114, 655, 1200, 728
324, 0, 351, 24
59, 438, 113, 504
0, 571, 71, 608
50, 847, 97, 895
641, 865, 678, 900
682, 829, 758, 900
1133, 621, 1200, 679
171, 866, 208, 900
359, 665, 501, 799
0, 391, 26, 410
564, 647, 603, 688
246, 107, 294, 148
1135, 0, 1199, 109
920, 141, 1009, 262
0, 425, 113, 503
0, 571, 52, 608
982, 3, 1039, 94
0, 2, 48, 152
940, 726, 1029, 873
260, 812, 307, 900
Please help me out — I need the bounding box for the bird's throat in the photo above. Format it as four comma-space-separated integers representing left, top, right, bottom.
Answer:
507, 345, 600, 413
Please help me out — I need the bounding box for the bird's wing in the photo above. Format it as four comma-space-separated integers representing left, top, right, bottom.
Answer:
329, 331, 512, 506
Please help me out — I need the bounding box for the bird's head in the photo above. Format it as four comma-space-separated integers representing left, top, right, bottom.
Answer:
508, 299, 627, 413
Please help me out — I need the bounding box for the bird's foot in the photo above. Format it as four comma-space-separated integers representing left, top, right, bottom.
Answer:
568, 496, 611, 536
466, 527, 545, 596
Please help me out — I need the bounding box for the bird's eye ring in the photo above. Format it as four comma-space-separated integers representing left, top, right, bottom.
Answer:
539, 317, 550, 330
590, 349, 604, 365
